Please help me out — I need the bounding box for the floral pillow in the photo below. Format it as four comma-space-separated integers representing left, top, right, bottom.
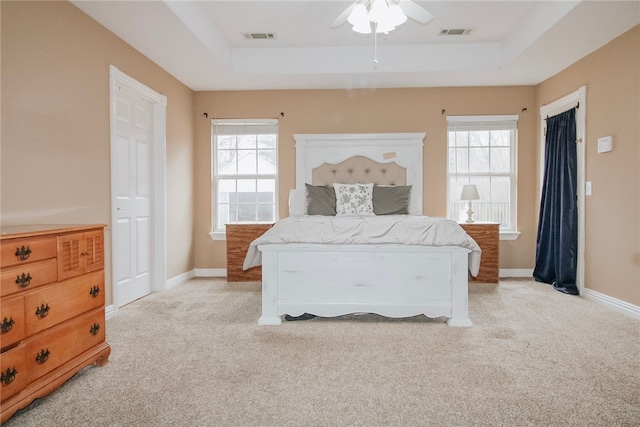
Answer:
333, 183, 374, 216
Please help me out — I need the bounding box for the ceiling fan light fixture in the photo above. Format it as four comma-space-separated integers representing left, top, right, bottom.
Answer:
347, 2, 369, 27
347, 0, 407, 35
375, 21, 396, 34
368, 0, 389, 23
352, 21, 373, 34
386, 4, 407, 27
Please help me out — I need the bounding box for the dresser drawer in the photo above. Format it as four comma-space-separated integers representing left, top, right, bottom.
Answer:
0, 258, 58, 298
0, 296, 25, 350
25, 308, 106, 384
24, 270, 104, 336
0, 344, 27, 402
1, 237, 57, 268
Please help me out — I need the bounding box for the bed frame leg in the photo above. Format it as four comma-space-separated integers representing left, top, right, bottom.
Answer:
258, 315, 282, 326
447, 252, 473, 327
258, 251, 281, 326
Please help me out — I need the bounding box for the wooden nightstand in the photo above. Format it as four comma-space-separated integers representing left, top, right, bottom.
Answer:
459, 222, 499, 283
226, 224, 273, 282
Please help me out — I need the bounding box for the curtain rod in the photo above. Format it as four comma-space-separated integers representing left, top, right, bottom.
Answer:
545, 102, 579, 120
204, 112, 284, 119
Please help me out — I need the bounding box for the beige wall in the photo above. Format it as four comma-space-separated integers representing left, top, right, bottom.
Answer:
194, 87, 538, 271
1, 1, 196, 305
3, 1, 637, 309
536, 25, 640, 305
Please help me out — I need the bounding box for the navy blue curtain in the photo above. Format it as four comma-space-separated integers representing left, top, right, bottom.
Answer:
533, 108, 579, 295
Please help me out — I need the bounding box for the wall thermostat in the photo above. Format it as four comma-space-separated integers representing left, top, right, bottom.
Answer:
597, 136, 613, 153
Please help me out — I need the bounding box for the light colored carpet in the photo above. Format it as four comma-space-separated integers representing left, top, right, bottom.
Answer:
5, 278, 640, 426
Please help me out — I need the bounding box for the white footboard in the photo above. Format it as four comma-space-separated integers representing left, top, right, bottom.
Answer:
257, 244, 472, 327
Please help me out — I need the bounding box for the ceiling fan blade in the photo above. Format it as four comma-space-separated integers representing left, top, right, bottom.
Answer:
398, 0, 434, 24
330, 3, 355, 28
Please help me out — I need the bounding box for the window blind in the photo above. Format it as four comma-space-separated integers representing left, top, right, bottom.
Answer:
447, 115, 518, 131
212, 119, 278, 136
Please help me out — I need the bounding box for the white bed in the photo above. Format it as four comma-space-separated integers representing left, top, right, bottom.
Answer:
245, 133, 480, 326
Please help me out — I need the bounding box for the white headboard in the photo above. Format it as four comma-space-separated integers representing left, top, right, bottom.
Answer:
293, 133, 425, 215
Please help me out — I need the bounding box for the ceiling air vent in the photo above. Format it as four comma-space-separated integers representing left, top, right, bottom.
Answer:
243, 33, 277, 40
439, 28, 473, 36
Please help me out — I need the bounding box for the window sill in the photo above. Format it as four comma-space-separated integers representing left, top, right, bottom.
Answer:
209, 231, 226, 241
500, 230, 521, 241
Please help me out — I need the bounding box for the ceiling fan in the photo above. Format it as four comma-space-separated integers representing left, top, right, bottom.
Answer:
330, 0, 434, 33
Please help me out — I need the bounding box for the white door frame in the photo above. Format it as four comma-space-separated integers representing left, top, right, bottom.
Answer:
109, 65, 167, 313
539, 85, 586, 294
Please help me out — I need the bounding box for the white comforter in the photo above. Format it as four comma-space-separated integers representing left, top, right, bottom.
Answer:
243, 215, 482, 276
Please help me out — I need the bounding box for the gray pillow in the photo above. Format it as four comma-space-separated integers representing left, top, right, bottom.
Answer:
373, 185, 411, 215
305, 184, 336, 215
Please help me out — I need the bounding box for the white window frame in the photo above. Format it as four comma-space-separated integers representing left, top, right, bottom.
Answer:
446, 115, 520, 240
209, 119, 279, 240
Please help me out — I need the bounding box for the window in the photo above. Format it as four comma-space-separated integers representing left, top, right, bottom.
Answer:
212, 119, 278, 233
446, 115, 518, 232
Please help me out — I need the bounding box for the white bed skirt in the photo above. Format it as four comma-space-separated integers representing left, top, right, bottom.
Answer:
257, 243, 473, 327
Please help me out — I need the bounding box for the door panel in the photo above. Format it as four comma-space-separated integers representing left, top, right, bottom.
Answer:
114, 87, 152, 307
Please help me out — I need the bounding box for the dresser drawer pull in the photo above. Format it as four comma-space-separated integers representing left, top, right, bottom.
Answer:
1, 367, 18, 386
35, 349, 51, 365
1, 317, 15, 334
15, 245, 32, 261
89, 286, 101, 298
90, 323, 101, 336
15, 272, 32, 288
35, 303, 50, 319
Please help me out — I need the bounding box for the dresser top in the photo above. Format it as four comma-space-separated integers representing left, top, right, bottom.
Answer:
0, 224, 106, 239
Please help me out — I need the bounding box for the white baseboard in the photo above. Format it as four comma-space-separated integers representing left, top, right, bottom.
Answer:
582, 288, 640, 320
166, 270, 196, 290
105, 304, 116, 320
498, 269, 638, 320
195, 268, 226, 277
499, 268, 533, 278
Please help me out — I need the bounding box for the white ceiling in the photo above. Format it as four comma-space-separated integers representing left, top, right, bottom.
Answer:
72, 0, 639, 91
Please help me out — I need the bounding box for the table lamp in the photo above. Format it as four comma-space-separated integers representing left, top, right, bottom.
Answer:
460, 184, 480, 223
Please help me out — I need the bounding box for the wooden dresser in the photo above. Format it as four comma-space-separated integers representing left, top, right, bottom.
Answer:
0, 224, 110, 423
226, 224, 273, 282
459, 222, 500, 283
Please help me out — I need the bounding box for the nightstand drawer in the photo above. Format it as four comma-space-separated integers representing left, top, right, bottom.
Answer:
226, 224, 273, 282
460, 222, 499, 283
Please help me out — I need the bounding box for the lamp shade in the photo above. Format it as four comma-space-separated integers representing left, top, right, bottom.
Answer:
460, 184, 480, 200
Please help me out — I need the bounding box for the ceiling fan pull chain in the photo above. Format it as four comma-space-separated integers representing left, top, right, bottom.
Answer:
373, 23, 379, 67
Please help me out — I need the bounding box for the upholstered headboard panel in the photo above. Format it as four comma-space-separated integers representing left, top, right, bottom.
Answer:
311, 155, 407, 186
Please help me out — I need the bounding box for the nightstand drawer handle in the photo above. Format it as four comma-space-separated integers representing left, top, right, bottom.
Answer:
1, 367, 17, 386
35, 303, 50, 319
35, 349, 51, 365
89, 286, 100, 298
15, 245, 32, 261
1, 317, 15, 334
15, 272, 32, 288
90, 323, 101, 336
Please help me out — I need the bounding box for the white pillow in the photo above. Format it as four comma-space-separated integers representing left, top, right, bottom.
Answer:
333, 183, 374, 216
288, 189, 306, 216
